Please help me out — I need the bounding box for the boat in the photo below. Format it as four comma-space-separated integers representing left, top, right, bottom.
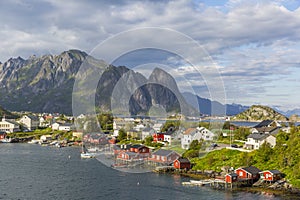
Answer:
80, 143, 95, 158
80, 152, 95, 158
0, 137, 12, 143
28, 139, 39, 144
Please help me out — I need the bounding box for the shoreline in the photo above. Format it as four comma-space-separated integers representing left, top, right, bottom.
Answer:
155, 170, 300, 197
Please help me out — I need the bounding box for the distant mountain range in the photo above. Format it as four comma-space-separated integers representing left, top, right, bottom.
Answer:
0, 50, 195, 116
182, 92, 249, 116
0, 49, 298, 118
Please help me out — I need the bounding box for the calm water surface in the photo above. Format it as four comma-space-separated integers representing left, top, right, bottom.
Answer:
0, 144, 295, 200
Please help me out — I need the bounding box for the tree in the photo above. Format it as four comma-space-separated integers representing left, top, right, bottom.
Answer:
189, 140, 202, 150
222, 121, 231, 130
117, 128, 127, 141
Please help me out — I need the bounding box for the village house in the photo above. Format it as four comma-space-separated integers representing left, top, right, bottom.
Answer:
245, 133, 277, 149
148, 149, 180, 165
134, 123, 145, 132
245, 120, 282, 150
163, 132, 173, 145
0, 117, 20, 133
225, 173, 238, 183
259, 170, 282, 182
251, 120, 281, 134
52, 122, 73, 131
174, 158, 191, 170
72, 131, 83, 140
181, 127, 215, 149
153, 123, 163, 132
18, 115, 39, 131
114, 144, 151, 161
58, 123, 73, 131
152, 132, 164, 143
86, 134, 107, 145
127, 129, 140, 139
141, 127, 155, 140
235, 166, 261, 182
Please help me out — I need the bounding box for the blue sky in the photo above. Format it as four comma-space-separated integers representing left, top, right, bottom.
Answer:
0, 0, 299, 111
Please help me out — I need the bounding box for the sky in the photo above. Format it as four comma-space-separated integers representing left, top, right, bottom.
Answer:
0, 0, 300, 111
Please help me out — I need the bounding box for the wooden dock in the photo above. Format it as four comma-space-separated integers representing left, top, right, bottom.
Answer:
182, 178, 254, 190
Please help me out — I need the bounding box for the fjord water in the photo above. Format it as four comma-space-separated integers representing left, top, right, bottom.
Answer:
0, 144, 282, 200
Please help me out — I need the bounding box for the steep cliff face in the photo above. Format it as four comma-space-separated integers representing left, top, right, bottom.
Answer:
95, 66, 196, 116
0, 50, 88, 113
0, 50, 196, 116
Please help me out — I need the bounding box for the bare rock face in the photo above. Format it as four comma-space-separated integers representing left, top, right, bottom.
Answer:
0, 50, 196, 116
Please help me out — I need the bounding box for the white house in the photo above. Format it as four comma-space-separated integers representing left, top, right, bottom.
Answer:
181, 127, 215, 149
58, 123, 73, 131
52, 122, 60, 130
153, 123, 163, 132
141, 127, 155, 140
163, 132, 173, 145
245, 133, 277, 150
18, 115, 39, 131
0, 117, 20, 133
198, 127, 215, 141
134, 124, 145, 131
51, 122, 73, 131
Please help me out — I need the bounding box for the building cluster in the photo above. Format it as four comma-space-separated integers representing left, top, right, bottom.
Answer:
245, 120, 286, 150
0, 113, 75, 133
112, 117, 217, 149
112, 143, 191, 169
225, 166, 282, 185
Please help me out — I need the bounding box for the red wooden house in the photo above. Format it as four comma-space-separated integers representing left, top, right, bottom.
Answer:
153, 133, 164, 143
225, 173, 238, 183
115, 144, 151, 161
0, 132, 6, 140
259, 170, 282, 182
117, 151, 140, 161
174, 158, 191, 170
149, 149, 180, 165
235, 166, 261, 181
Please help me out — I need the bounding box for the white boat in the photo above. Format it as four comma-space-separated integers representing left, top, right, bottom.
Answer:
80, 152, 95, 158
80, 143, 95, 158
1, 138, 12, 143
28, 139, 39, 144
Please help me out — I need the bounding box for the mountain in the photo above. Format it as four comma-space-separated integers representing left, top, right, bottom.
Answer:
0, 105, 17, 119
233, 105, 288, 121
0, 49, 90, 114
0, 50, 196, 116
182, 92, 249, 116
284, 108, 300, 117
95, 66, 197, 116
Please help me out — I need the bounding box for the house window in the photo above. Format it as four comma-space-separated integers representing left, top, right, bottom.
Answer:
239, 171, 243, 176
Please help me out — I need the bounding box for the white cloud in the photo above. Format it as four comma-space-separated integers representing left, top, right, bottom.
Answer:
0, 0, 299, 109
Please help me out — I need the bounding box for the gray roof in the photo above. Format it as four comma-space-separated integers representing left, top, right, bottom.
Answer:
153, 149, 176, 156
254, 120, 274, 128
247, 133, 269, 140
142, 127, 153, 132
177, 158, 190, 163
260, 170, 281, 175
26, 115, 39, 121
242, 166, 261, 175
227, 173, 238, 177
5, 119, 20, 126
